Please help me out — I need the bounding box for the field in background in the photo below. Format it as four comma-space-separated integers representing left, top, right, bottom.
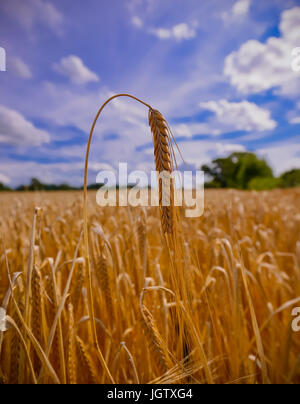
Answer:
0, 189, 300, 384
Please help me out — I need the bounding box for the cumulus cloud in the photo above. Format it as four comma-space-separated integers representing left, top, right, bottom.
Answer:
224, 7, 300, 95
172, 123, 221, 137
199, 99, 277, 132
53, 55, 99, 85
10, 57, 32, 79
150, 22, 197, 41
0, 105, 50, 146
2, 0, 63, 34
216, 143, 246, 154
89, 162, 115, 172
222, 0, 251, 23
232, 0, 251, 17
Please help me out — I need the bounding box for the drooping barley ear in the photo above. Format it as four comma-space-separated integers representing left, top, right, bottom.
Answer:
67, 303, 76, 384
148, 108, 174, 234
96, 249, 114, 326
76, 336, 97, 384
31, 265, 43, 372
140, 304, 172, 372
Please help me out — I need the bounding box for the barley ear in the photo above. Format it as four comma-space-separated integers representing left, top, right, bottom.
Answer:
96, 248, 115, 326
31, 265, 43, 372
140, 304, 172, 372
148, 108, 175, 235
76, 336, 97, 384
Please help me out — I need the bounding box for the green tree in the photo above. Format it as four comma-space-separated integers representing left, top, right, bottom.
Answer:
202, 152, 274, 190
280, 169, 300, 188
29, 178, 45, 191
248, 177, 281, 191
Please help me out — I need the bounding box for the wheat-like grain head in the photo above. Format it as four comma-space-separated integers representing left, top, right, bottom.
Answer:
31, 265, 42, 372
76, 336, 97, 384
148, 108, 175, 235
140, 304, 172, 372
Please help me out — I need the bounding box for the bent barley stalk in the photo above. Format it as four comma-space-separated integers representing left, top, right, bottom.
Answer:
83, 94, 178, 383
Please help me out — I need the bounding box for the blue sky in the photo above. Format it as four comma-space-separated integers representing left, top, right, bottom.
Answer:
0, 0, 299, 186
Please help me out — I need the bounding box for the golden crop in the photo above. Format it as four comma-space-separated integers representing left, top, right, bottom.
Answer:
0, 188, 299, 384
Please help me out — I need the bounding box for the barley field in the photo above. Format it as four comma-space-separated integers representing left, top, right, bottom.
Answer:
0, 188, 299, 384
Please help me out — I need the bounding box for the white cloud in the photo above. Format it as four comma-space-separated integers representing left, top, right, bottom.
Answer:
172, 123, 221, 138
0, 105, 50, 146
199, 99, 277, 132
176, 140, 246, 168
224, 7, 300, 95
150, 22, 196, 41
3, 0, 63, 34
172, 23, 196, 40
173, 141, 245, 167
216, 143, 246, 154
30, 84, 151, 169
222, 0, 251, 23
10, 57, 32, 79
0, 173, 10, 184
89, 162, 115, 172
232, 0, 251, 17
53, 55, 99, 85
131, 16, 143, 28
280, 7, 300, 43
150, 27, 172, 39
130, 2, 195, 39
